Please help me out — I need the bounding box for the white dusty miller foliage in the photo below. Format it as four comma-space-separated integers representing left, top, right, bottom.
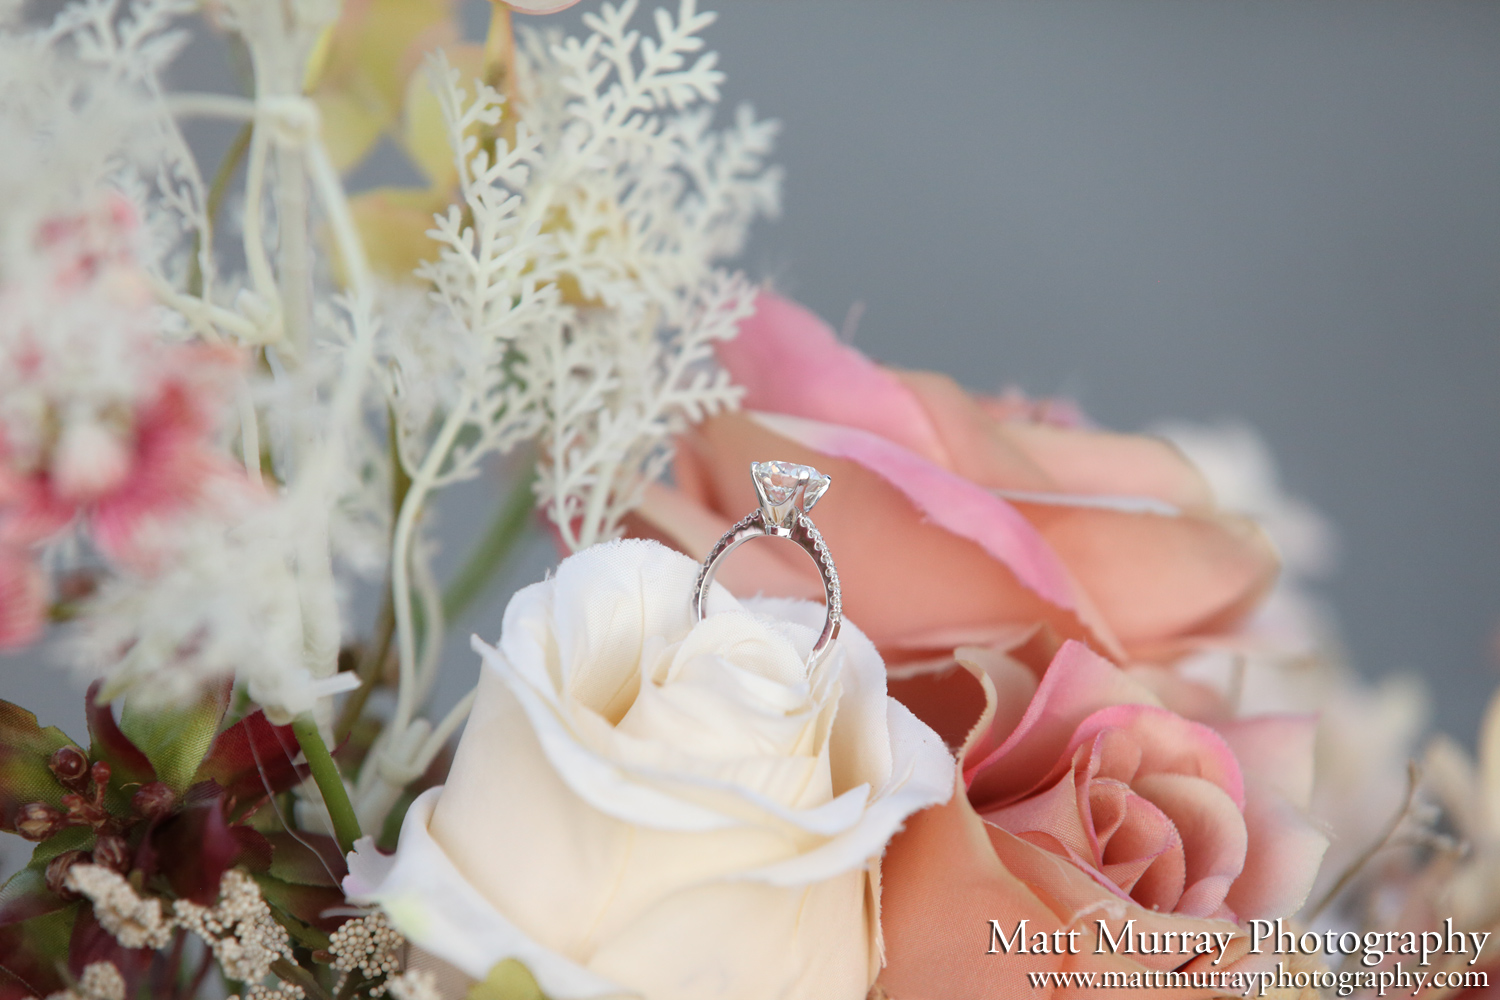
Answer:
1, 0, 775, 839
414, 0, 779, 552
352, 0, 777, 831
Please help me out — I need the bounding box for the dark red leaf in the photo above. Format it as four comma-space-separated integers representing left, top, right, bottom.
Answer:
265, 830, 346, 887
150, 796, 242, 904
194, 710, 306, 817
84, 683, 155, 800
68, 904, 154, 991
0, 700, 79, 835
233, 825, 274, 874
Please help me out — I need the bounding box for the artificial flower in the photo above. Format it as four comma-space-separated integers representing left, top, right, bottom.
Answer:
0, 195, 243, 567
629, 293, 1278, 664
347, 539, 953, 1000
1154, 422, 1428, 911
875, 637, 1327, 998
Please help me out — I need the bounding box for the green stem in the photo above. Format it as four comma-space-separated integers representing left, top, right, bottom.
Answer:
291, 714, 361, 856
442, 468, 537, 625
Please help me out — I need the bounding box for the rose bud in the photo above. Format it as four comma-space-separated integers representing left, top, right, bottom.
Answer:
90, 833, 131, 873
44, 849, 88, 898
48, 745, 90, 789
89, 760, 110, 790
131, 781, 175, 820
15, 802, 65, 841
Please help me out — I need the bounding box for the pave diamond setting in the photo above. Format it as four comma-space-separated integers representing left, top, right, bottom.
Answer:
751, 460, 831, 529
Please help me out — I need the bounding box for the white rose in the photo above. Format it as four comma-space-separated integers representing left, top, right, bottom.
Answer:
346, 539, 952, 1000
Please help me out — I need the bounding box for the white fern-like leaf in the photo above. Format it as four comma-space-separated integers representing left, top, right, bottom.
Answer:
412, 0, 778, 549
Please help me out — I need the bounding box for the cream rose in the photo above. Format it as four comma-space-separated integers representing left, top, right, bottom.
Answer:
345, 539, 953, 1000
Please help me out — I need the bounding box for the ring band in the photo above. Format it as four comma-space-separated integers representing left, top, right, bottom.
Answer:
692, 461, 842, 665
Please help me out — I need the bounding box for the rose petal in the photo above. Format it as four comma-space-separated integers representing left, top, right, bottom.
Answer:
679, 414, 1116, 656
1064, 704, 1246, 811
1131, 773, 1247, 918
1004, 499, 1278, 652
985, 773, 1096, 863
965, 641, 1158, 810
1217, 715, 1318, 809
893, 370, 1057, 491
751, 411, 1078, 611
876, 775, 1136, 1000
718, 293, 950, 463
1222, 783, 1328, 920
985, 825, 1242, 974
996, 422, 1215, 510
345, 790, 626, 997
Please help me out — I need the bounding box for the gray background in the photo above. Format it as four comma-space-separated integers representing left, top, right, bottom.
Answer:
4, 2, 1499, 755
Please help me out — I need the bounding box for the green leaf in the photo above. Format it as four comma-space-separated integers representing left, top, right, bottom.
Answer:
0, 700, 78, 834
0, 863, 69, 928
468, 959, 548, 1000
25, 826, 92, 867
264, 831, 345, 887
254, 874, 344, 939
120, 682, 231, 793
0, 904, 78, 998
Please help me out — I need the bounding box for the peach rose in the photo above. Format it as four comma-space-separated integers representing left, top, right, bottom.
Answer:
875, 636, 1328, 999
628, 293, 1277, 664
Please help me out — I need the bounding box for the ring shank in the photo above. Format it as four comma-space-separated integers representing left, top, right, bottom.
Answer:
692, 509, 842, 664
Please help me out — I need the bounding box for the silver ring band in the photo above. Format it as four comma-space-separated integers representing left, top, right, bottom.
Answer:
691, 462, 842, 665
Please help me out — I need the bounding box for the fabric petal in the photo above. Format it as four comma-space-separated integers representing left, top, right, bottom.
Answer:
965, 642, 1158, 810
717, 293, 949, 463
681, 414, 1117, 656
345, 790, 629, 998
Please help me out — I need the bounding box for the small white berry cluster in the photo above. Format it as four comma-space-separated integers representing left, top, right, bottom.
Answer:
173, 869, 294, 985
38, 961, 125, 1000
385, 970, 443, 1000
328, 910, 405, 997
65, 864, 295, 993
64, 864, 173, 950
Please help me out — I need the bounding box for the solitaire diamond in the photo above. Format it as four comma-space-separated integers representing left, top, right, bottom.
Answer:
751, 461, 831, 528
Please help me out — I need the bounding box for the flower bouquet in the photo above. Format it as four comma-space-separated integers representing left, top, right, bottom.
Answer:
0, 2, 1493, 999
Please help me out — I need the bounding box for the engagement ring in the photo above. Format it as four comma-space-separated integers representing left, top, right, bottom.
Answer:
692, 461, 842, 664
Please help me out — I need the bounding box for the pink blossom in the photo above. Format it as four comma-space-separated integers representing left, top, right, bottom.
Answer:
876, 640, 1328, 998
0, 196, 244, 566
964, 641, 1326, 921
0, 545, 45, 650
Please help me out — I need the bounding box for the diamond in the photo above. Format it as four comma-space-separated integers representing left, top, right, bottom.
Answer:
751, 460, 831, 528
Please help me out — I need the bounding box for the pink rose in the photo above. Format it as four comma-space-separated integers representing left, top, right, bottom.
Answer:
628, 293, 1277, 664
875, 638, 1327, 998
